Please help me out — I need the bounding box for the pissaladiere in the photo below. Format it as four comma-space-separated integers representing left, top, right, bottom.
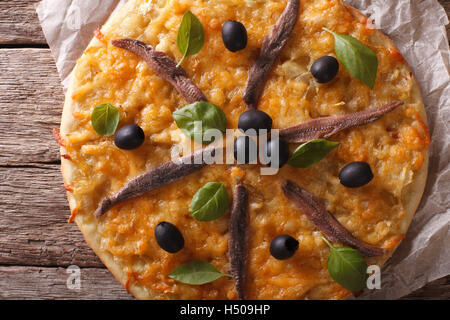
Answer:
57, 0, 430, 300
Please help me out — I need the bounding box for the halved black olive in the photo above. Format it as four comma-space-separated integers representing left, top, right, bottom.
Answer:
339, 162, 374, 188
114, 124, 145, 150
154, 222, 184, 253
270, 234, 299, 260
310, 56, 339, 83
222, 20, 248, 52
238, 110, 273, 136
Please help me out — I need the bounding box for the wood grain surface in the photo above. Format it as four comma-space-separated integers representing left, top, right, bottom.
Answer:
0, 0, 448, 300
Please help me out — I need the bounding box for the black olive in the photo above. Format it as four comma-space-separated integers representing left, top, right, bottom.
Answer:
266, 138, 290, 169
339, 161, 374, 188
234, 136, 257, 164
310, 56, 339, 83
222, 20, 248, 52
154, 222, 184, 253
114, 124, 145, 150
238, 110, 273, 136
270, 234, 299, 260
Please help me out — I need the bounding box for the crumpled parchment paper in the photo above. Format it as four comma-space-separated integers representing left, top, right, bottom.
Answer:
36, 0, 128, 89
36, 0, 450, 299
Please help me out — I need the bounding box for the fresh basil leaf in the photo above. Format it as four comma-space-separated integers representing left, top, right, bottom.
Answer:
173, 101, 227, 145
176, 11, 205, 67
288, 139, 339, 168
91, 103, 120, 137
323, 28, 378, 89
169, 260, 231, 285
189, 182, 229, 222
322, 236, 368, 291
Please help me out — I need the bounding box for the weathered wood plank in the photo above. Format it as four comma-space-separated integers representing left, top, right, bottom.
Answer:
0, 0, 45, 45
402, 276, 450, 300
0, 165, 103, 267
0, 49, 63, 165
0, 266, 132, 299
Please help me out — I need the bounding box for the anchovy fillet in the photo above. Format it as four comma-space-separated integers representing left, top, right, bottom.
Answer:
279, 101, 404, 143
282, 180, 386, 257
228, 184, 249, 300
243, 0, 300, 108
95, 148, 216, 218
112, 38, 207, 104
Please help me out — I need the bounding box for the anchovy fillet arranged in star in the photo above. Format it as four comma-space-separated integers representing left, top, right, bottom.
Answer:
228, 184, 249, 300
279, 101, 404, 143
95, 147, 216, 218
112, 38, 207, 103
282, 180, 386, 257
243, 0, 300, 109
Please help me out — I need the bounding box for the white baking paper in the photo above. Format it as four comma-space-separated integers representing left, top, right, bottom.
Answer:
346, 0, 450, 300
36, 0, 450, 299
36, 0, 128, 89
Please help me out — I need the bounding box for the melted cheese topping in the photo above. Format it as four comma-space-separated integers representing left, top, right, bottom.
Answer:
64, 0, 429, 299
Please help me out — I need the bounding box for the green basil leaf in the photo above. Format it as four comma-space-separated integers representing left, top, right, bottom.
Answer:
189, 182, 229, 222
91, 103, 120, 137
288, 139, 339, 168
169, 260, 231, 285
323, 28, 378, 89
322, 236, 368, 291
176, 11, 205, 67
173, 101, 227, 145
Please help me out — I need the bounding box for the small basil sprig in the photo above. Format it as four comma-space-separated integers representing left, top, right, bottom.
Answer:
323, 28, 378, 89
288, 139, 339, 168
173, 101, 227, 145
91, 103, 120, 136
189, 182, 230, 222
169, 260, 231, 285
322, 236, 368, 291
177, 11, 205, 67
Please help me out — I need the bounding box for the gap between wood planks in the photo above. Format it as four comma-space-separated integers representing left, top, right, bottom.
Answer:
0, 43, 49, 49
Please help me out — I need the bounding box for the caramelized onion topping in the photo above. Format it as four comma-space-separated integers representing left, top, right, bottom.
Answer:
243, 0, 300, 109
279, 101, 404, 143
95, 147, 216, 218
228, 184, 249, 300
282, 180, 386, 257
112, 38, 207, 103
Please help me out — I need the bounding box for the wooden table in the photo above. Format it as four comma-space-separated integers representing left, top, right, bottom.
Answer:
0, 0, 448, 300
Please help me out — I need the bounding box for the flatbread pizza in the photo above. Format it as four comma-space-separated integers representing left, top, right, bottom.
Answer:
57, 0, 430, 300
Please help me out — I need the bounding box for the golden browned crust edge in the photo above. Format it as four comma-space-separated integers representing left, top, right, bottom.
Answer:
59, 1, 430, 300
339, 3, 429, 299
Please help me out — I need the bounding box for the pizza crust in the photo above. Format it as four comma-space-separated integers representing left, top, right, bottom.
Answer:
343, 3, 429, 267
59, 0, 430, 300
